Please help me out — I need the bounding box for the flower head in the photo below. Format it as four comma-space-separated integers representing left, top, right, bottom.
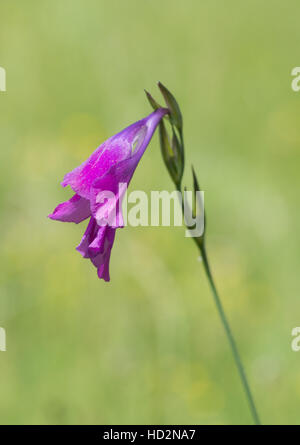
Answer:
48, 108, 168, 281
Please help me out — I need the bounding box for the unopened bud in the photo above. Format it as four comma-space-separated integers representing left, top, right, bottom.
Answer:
157, 81, 183, 133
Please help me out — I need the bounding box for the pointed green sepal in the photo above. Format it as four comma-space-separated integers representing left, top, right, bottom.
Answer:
158, 81, 183, 132
144, 90, 162, 111
159, 120, 181, 187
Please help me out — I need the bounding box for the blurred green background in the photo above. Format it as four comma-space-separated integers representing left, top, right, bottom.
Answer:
0, 0, 300, 425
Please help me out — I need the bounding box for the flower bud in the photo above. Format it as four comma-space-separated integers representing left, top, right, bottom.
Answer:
158, 119, 181, 187
157, 81, 183, 133
145, 84, 185, 188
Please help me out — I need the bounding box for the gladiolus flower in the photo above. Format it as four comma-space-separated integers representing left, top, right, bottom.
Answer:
48, 108, 168, 281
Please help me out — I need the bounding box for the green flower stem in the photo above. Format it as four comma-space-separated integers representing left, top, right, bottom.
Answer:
198, 242, 261, 425
175, 183, 260, 424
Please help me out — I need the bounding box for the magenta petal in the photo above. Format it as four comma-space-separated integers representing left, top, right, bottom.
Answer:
76, 218, 116, 281
48, 194, 90, 224
49, 108, 168, 281
88, 225, 108, 256
90, 174, 127, 228
90, 227, 116, 281
90, 109, 168, 227
61, 122, 141, 199
61, 109, 168, 200
76, 217, 98, 258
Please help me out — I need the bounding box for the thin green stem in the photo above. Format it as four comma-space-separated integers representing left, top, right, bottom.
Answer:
199, 242, 261, 425
176, 182, 260, 424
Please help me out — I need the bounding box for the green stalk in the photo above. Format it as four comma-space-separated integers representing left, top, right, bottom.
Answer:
155, 81, 260, 423
176, 183, 260, 425
198, 242, 261, 425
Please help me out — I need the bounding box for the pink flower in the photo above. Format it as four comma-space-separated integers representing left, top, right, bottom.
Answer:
48, 108, 168, 281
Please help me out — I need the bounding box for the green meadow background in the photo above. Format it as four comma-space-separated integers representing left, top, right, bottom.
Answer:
0, 0, 300, 425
